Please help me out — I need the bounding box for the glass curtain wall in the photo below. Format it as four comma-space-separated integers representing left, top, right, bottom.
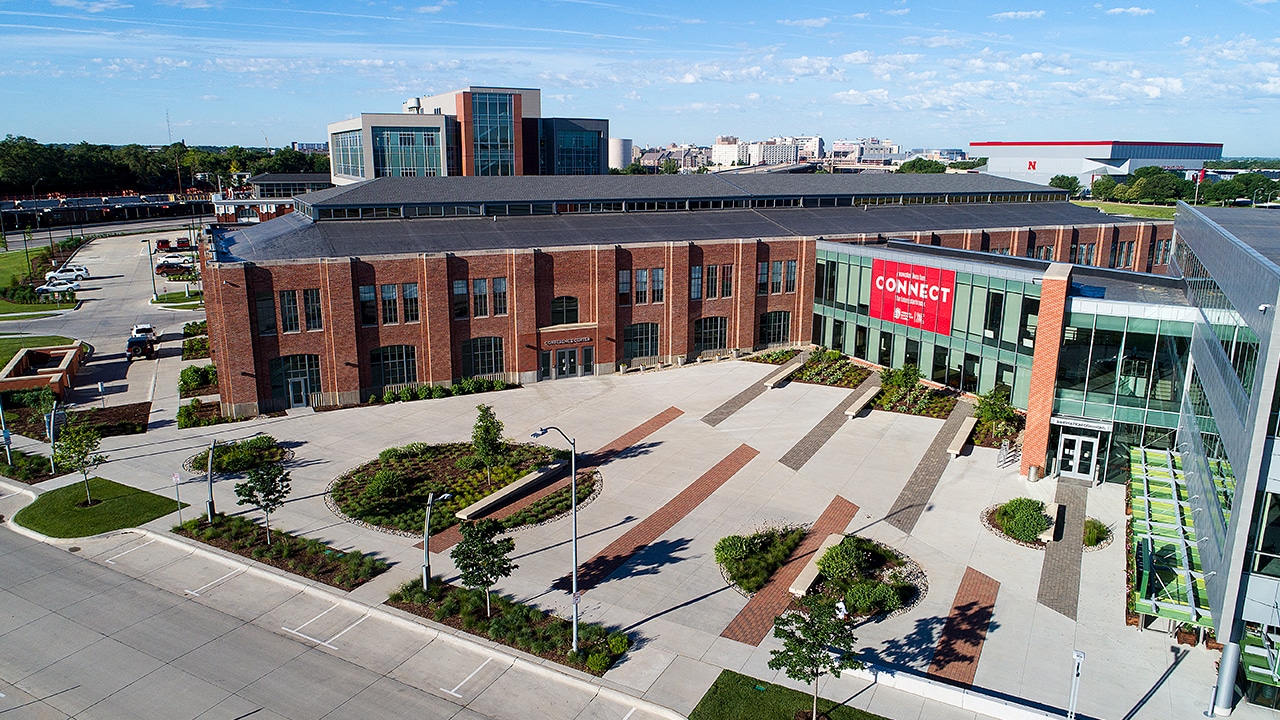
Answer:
332, 130, 364, 178
555, 130, 601, 175
371, 127, 443, 178
472, 93, 515, 176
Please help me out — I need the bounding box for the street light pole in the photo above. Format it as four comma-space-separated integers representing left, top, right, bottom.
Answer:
423, 491, 452, 592
531, 425, 579, 653
205, 438, 216, 522
142, 237, 158, 301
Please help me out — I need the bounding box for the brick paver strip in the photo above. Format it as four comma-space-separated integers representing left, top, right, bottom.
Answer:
778, 374, 880, 471
927, 566, 1000, 687
885, 401, 974, 535
719, 496, 860, 647
425, 406, 685, 553
1036, 482, 1088, 620
558, 443, 760, 592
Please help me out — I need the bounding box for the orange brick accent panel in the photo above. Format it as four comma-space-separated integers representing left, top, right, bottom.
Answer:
928, 566, 999, 687
426, 406, 685, 553
719, 496, 860, 647
1021, 263, 1071, 478
562, 443, 759, 592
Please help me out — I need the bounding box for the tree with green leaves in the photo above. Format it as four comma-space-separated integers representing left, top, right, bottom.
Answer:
450, 518, 517, 617
768, 595, 864, 720
468, 404, 505, 488
1091, 175, 1117, 201
660, 158, 680, 174
234, 461, 291, 545
896, 157, 946, 174
1048, 174, 1082, 197
52, 422, 107, 506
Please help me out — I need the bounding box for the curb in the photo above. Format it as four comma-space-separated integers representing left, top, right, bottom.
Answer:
0, 497, 687, 720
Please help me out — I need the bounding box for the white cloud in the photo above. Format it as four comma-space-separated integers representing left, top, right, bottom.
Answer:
901, 34, 970, 48
1105, 7, 1154, 15
49, 0, 131, 11
415, 1, 454, 13
832, 88, 891, 105
778, 17, 830, 28
1257, 77, 1280, 94
884, 8, 910, 15
990, 10, 1044, 20
157, 0, 216, 7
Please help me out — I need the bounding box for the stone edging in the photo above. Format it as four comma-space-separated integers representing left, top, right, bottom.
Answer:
980, 504, 1114, 553
1082, 518, 1114, 553
181, 447, 295, 474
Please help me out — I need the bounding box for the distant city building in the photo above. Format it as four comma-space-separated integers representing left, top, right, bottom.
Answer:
971, 140, 1224, 186
909, 148, 968, 163
211, 172, 333, 224
327, 86, 608, 184
830, 138, 903, 165
749, 140, 800, 166
608, 137, 633, 170
711, 137, 749, 167
291, 142, 329, 155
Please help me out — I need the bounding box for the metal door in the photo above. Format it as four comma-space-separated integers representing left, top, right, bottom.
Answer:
556, 348, 578, 378
287, 378, 308, 408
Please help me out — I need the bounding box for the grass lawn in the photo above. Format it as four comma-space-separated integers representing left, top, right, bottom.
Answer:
152, 290, 203, 304
0, 249, 37, 286
13, 477, 186, 538
0, 313, 57, 321
0, 334, 74, 366
0, 298, 73, 315
689, 670, 888, 720
1072, 201, 1177, 220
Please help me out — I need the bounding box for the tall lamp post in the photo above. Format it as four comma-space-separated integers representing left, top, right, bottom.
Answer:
141, 237, 158, 301
423, 491, 452, 591
530, 425, 578, 653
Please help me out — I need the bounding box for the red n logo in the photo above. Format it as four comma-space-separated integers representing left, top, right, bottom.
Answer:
1027, 160, 1037, 170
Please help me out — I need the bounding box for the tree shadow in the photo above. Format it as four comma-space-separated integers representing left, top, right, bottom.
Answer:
863, 600, 1000, 677
579, 440, 662, 468
551, 536, 692, 592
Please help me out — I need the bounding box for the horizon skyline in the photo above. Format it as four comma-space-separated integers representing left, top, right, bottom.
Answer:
1, 1, 1278, 155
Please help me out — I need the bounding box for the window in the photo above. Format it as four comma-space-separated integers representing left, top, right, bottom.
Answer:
256, 292, 277, 336
721, 264, 733, 297
381, 284, 398, 324
785, 260, 797, 293
452, 279, 468, 319
771, 261, 783, 294
268, 354, 321, 400
279, 290, 299, 333
303, 288, 323, 331
551, 296, 579, 325
473, 278, 488, 317
694, 317, 727, 353
635, 269, 648, 305
492, 277, 508, 315
402, 283, 419, 323
760, 311, 791, 345
652, 269, 664, 303
371, 345, 416, 387
623, 323, 659, 360
358, 286, 377, 326
617, 270, 631, 306
757, 261, 769, 295
690, 265, 703, 300
705, 265, 718, 299
461, 337, 504, 377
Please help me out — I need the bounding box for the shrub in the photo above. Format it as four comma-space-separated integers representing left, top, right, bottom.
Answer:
365, 469, 406, 499
430, 385, 449, 399
586, 653, 611, 674
416, 384, 432, 400
179, 364, 217, 393
845, 579, 904, 615
4, 387, 55, 410
714, 535, 750, 565
182, 336, 209, 359
608, 632, 630, 655
717, 524, 807, 594
995, 497, 1050, 543
183, 320, 207, 337
396, 387, 414, 403
1083, 518, 1111, 547
816, 537, 865, 582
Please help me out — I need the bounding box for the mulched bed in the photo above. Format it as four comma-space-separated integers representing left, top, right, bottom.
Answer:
182, 337, 209, 360
744, 349, 799, 365
872, 387, 958, 419
173, 514, 388, 591
6, 401, 150, 439
179, 382, 219, 399
803, 537, 928, 622
790, 355, 872, 389
981, 504, 1046, 550
971, 418, 1024, 449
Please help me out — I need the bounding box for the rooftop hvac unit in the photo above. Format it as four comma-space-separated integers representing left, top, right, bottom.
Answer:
406, 97, 421, 113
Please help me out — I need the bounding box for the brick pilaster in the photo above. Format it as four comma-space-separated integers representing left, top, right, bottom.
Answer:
1022, 263, 1072, 479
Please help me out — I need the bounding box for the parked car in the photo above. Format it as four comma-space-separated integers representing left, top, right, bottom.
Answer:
35, 279, 80, 295
157, 253, 193, 265
156, 261, 195, 277
127, 324, 157, 360
45, 266, 89, 282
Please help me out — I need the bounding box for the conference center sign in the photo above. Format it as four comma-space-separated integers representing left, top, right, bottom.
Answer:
869, 259, 956, 335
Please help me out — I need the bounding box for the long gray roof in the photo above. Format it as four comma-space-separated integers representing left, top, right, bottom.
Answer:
219, 200, 1155, 263
295, 173, 1062, 207
1195, 206, 1280, 267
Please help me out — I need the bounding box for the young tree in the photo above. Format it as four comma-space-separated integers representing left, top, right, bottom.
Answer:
1048, 174, 1082, 197
450, 518, 517, 617
1091, 175, 1117, 202
234, 461, 291, 545
52, 422, 107, 505
469, 404, 505, 488
768, 595, 864, 720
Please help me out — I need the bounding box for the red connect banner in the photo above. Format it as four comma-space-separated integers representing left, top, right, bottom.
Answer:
869, 259, 956, 335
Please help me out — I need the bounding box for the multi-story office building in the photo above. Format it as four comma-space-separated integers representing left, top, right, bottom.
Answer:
327, 113, 451, 185
972, 140, 1224, 187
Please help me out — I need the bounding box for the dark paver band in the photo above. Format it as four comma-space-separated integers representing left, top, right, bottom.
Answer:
719, 496, 860, 647
426, 406, 685, 553
885, 401, 974, 535
778, 374, 880, 471
559, 443, 760, 593
1037, 482, 1088, 620
928, 566, 1000, 687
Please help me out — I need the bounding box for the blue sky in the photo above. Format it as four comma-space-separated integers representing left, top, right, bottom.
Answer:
2, 1, 1279, 155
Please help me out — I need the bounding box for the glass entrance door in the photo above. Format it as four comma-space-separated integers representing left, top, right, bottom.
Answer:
555, 348, 578, 378
1058, 434, 1097, 481
287, 377, 309, 408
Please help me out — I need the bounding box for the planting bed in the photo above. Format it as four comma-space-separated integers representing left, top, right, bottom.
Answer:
789, 349, 871, 389
745, 348, 798, 365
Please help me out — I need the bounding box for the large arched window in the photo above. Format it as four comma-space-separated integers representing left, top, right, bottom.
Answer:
371, 345, 417, 387
461, 337, 505, 377
550, 296, 579, 325
623, 323, 660, 361
694, 317, 727, 353
760, 311, 791, 346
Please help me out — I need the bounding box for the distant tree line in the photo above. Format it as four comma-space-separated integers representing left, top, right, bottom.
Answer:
0, 135, 329, 197
1086, 165, 1280, 205
1205, 158, 1280, 171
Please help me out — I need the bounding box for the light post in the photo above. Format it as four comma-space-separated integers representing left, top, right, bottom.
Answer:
530, 425, 578, 653
141, 237, 158, 301
1066, 650, 1085, 720
205, 438, 216, 522
423, 491, 452, 591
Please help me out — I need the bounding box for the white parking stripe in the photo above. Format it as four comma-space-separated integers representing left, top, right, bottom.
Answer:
183, 568, 241, 596
286, 603, 340, 633
324, 613, 369, 645
622, 708, 636, 720
441, 657, 492, 698
105, 539, 157, 564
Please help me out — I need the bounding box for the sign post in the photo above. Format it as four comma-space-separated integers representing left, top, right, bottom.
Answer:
98, 381, 106, 408
1067, 650, 1085, 720
0, 392, 10, 465
173, 473, 182, 525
